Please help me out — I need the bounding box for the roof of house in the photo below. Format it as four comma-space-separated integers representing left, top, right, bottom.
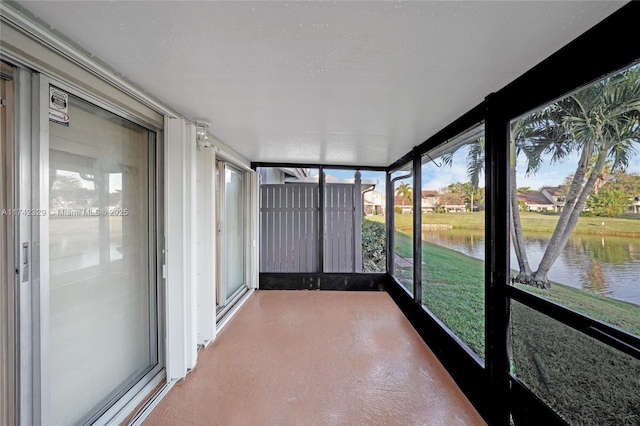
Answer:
438, 193, 466, 206
394, 196, 412, 206
421, 190, 439, 198
518, 192, 554, 205
541, 186, 565, 197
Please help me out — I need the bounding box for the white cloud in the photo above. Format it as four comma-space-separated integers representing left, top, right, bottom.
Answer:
422, 161, 470, 191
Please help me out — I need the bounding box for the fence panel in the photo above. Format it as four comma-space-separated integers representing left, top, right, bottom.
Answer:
260, 184, 319, 272
324, 184, 355, 272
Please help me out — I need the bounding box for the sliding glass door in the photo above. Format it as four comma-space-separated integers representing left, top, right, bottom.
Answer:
48, 87, 160, 425
225, 164, 245, 298
217, 161, 247, 313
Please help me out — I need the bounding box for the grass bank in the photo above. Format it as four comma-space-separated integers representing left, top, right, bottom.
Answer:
368, 211, 640, 237
389, 228, 640, 425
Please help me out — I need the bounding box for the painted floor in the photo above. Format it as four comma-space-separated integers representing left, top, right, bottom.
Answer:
142, 290, 486, 425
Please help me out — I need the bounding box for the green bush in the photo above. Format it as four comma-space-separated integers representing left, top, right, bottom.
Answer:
586, 188, 630, 217
362, 219, 386, 272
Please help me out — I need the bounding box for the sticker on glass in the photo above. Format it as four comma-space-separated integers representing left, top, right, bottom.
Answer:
49, 110, 69, 127
49, 86, 68, 113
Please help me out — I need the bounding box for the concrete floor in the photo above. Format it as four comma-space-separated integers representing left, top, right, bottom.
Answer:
143, 291, 486, 425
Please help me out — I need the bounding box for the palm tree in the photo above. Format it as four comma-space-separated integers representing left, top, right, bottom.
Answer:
395, 182, 413, 211
591, 157, 613, 195
509, 109, 567, 284
451, 66, 640, 289
524, 66, 640, 288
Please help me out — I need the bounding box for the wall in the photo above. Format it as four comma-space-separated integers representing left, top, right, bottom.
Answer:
1, 7, 258, 423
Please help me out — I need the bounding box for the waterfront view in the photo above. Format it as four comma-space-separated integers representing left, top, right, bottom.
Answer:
421, 228, 640, 305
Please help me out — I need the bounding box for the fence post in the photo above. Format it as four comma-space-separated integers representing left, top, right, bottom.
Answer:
354, 171, 362, 272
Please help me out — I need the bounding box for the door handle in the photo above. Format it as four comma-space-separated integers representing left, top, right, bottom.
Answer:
22, 242, 29, 282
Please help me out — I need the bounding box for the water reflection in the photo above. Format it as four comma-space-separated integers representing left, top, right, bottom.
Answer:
422, 229, 640, 305
586, 259, 606, 294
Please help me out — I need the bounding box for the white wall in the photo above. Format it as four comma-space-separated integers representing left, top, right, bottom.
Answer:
165, 120, 257, 381
196, 144, 216, 345
165, 117, 188, 380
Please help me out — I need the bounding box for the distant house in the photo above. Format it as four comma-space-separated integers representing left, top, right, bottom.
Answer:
627, 195, 640, 214
419, 190, 467, 213
438, 193, 467, 213
364, 190, 385, 215
518, 191, 557, 212
421, 190, 439, 213
541, 186, 567, 212
394, 195, 413, 214
519, 186, 598, 213
259, 166, 311, 184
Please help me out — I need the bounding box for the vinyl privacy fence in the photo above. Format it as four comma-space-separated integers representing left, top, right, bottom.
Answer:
260, 183, 362, 273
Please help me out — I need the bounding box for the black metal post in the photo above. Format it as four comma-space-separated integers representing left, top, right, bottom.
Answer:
318, 166, 325, 273
484, 93, 511, 426
412, 151, 422, 304
386, 171, 393, 275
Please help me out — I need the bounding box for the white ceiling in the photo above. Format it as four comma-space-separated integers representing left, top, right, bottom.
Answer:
17, 1, 626, 167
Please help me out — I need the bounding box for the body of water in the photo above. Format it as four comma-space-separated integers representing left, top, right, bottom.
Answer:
421, 229, 640, 305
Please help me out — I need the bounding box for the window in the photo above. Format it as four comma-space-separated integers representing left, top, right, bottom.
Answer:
258, 167, 386, 274
508, 63, 640, 424
420, 123, 486, 359
509, 63, 640, 337
391, 163, 414, 294
510, 301, 640, 425
48, 91, 158, 425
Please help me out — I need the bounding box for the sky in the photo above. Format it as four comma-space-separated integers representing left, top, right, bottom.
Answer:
322, 169, 387, 194
423, 147, 640, 192
515, 150, 640, 191
324, 144, 640, 196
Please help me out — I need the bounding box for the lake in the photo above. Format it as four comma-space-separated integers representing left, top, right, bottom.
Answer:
421, 229, 640, 305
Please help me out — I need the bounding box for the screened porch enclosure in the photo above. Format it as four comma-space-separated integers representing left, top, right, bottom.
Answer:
1, 1, 640, 425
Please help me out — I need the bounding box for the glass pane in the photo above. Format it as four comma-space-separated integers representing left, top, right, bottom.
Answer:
509, 63, 640, 338
49, 92, 154, 424
321, 169, 386, 273
510, 301, 640, 425
420, 124, 486, 359
392, 164, 413, 293
361, 171, 387, 273
225, 165, 245, 297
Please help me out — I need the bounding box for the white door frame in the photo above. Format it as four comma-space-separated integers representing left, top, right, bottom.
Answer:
215, 159, 253, 320
1, 60, 18, 426
12, 69, 49, 426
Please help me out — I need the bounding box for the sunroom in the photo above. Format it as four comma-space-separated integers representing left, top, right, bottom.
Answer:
1, 1, 639, 425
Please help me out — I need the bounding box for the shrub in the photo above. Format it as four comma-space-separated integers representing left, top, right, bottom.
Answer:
362, 219, 386, 272
586, 188, 630, 217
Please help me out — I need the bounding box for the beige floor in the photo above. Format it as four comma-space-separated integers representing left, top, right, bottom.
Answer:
143, 290, 486, 425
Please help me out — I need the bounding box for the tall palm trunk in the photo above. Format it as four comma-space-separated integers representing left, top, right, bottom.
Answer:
509, 142, 532, 281
532, 146, 608, 285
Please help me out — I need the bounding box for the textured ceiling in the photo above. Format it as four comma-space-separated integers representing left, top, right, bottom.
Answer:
16, 1, 626, 167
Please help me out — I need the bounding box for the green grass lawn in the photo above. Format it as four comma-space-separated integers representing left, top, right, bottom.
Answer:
511, 302, 640, 425
393, 231, 486, 357
389, 227, 640, 425
369, 211, 640, 237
